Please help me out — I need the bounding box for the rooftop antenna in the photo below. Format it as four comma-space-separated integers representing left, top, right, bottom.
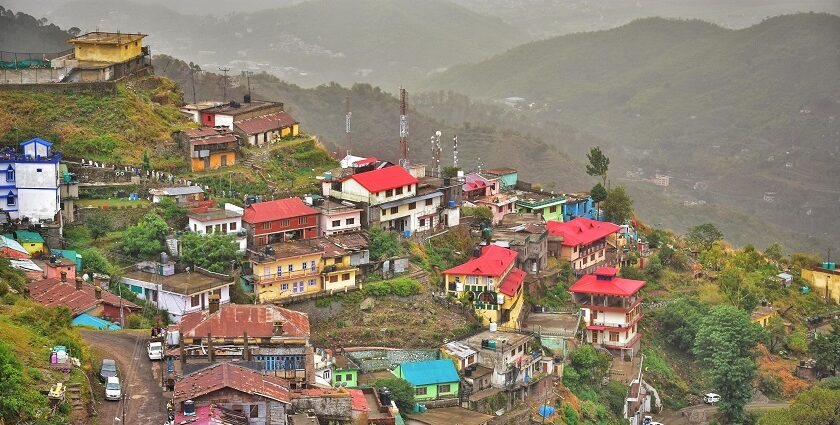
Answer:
399, 87, 409, 168
345, 95, 352, 157
219, 67, 231, 101
453, 134, 458, 169
430, 131, 442, 177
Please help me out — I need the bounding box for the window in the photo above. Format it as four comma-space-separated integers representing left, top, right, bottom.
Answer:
590, 254, 595, 262
281, 283, 289, 291
5, 169, 13, 182
425, 198, 433, 206
332, 220, 341, 227
419, 218, 425, 227
395, 187, 403, 195
302, 262, 308, 270
438, 384, 451, 393
261, 222, 271, 230
249, 405, 259, 419
415, 387, 427, 396
330, 275, 338, 283
311, 260, 317, 270
299, 217, 307, 225
230, 222, 237, 231
549, 206, 556, 213
510, 349, 516, 357
288, 264, 294, 273
390, 207, 398, 214
335, 374, 343, 382
308, 279, 316, 286
408, 202, 416, 210
277, 266, 283, 277
6, 195, 14, 207
592, 310, 599, 319
386, 189, 393, 197
280, 219, 290, 227
346, 218, 355, 225
36, 168, 42, 173
609, 331, 619, 342
342, 273, 350, 281
206, 225, 213, 233
468, 276, 478, 285
485, 277, 494, 286
191, 295, 200, 307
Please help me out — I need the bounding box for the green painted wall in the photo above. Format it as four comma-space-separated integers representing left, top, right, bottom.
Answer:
331, 369, 358, 388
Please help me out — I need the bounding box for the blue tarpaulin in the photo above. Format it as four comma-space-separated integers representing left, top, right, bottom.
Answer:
72, 313, 121, 330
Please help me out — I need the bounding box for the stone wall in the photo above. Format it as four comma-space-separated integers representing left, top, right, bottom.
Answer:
347, 349, 439, 372
290, 393, 352, 421
0, 78, 116, 94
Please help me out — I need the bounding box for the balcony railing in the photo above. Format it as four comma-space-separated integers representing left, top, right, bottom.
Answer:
254, 269, 320, 283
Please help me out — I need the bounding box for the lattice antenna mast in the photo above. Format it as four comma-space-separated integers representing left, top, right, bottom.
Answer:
345, 95, 352, 157
399, 88, 409, 168
430, 131, 442, 177
453, 135, 458, 168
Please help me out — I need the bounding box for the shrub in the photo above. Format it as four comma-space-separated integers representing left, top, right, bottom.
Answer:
362, 277, 421, 297
757, 372, 783, 398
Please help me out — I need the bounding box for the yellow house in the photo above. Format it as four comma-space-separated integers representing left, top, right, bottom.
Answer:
68, 32, 146, 63
250, 241, 323, 302
318, 239, 359, 292
751, 305, 777, 327
13, 231, 46, 255
802, 267, 840, 304
442, 245, 527, 328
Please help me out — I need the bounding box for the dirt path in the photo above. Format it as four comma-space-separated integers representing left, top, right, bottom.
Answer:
81, 330, 168, 425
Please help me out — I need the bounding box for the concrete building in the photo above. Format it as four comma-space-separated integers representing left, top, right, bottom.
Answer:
802, 265, 840, 304
234, 111, 300, 146
175, 127, 239, 172
458, 329, 549, 390
249, 240, 323, 303
198, 99, 284, 130
547, 218, 621, 275
149, 186, 205, 205
60, 32, 149, 82
492, 213, 548, 274
122, 262, 234, 323
312, 199, 362, 236
570, 267, 645, 357
485, 168, 518, 192
515, 191, 567, 222
173, 362, 290, 425
187, 203, 246, 251
27, 275, 139, 327
392, 359, 460, 403
0, 138, 62, 223
243, 198, 320, 247
443, 245, 527, 328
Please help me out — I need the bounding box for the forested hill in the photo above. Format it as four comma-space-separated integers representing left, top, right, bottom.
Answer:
30, 0, 529, 88
426, 13, 840, 251
153, 55, 589, 191
0, 6, 75, 52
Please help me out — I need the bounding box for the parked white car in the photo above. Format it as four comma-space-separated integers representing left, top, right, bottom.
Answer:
148, 341, 164, 360
105, 376, 121, 401
703, 393, 721, 404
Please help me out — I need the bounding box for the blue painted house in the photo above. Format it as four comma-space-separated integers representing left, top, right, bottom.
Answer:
0, 138, 61, 222
561, 194, 596, 221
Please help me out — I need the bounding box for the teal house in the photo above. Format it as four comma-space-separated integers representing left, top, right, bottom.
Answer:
486, 168, 518, 191
392, 359, 460, 402
331, 355, 359, 388
51, 249, 82, 271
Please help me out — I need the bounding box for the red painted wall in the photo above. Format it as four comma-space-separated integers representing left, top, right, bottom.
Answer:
200, 112, 215, 127
251, 214, 318, 237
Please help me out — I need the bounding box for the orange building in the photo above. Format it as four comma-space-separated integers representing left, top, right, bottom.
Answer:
177, 128, 239, 172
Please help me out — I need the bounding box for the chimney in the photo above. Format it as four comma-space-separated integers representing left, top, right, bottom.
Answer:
94, 285, 102, 300
243, 331, 250, 361
207, 332, 215, 363
208, 293, 220, 314
60, 271, 67, 283
273, 320, 284, 336
75, 276, 83, 291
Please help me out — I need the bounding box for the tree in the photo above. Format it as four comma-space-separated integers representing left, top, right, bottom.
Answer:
590, 182, 607, 220
180, 232, 240, 274
369, 228, 402, 261
156, 196, 187, 227
86, 211, 113, 240
462, 206, 493, 222
567, 345, 611, 386
757, 387, 840, 425
763, 242, 784, 263
121, 212, 169, 259
77, 247, 118, 276
685, 223, 724, 251
442, 166, 460, 178
718, 265, 760, 311
585, 146, 610, 186
693, 305, 761, 423
141, 149, 151, 171
763, 315, 787, 352
699, 242, 727, 271
658, 298, 707, 351
601, 186, 632, 224
374, 377, 415, 412
809, 322, 840, 376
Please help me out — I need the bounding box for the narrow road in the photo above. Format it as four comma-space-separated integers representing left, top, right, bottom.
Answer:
658, 401, 791, 424
81, 330, 167, 425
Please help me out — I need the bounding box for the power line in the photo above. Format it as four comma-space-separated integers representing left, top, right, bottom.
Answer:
219, 67, 231, 101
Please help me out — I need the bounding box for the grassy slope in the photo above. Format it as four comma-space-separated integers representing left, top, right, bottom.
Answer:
0, 75, 192, 168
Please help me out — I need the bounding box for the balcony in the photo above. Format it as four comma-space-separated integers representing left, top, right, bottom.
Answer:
254, 269, 320, 284
321, 263, 358, 274
588, 313, 644, 330
574, 293, 642, 311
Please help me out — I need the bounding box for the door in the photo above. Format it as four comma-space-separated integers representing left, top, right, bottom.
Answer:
220, 154, 227, 167
203, 157, 210, 170
591, 330, 598, 344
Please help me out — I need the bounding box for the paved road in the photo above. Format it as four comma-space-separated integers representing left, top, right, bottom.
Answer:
81, 330, 168, 425
655, 401, 791, 424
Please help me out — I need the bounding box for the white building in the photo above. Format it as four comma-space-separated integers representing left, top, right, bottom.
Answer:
186, 203, 246, 251
121, 262, 234, 323
0, 138, 62, 223
311, 199, 362, 236
460, 329, 551, 389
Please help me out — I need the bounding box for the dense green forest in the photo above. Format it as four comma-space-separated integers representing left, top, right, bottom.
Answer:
0, 6, 76, 53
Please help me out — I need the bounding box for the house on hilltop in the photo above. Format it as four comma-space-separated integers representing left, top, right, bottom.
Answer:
0, 138, 62, 224
243, 197, 319, 247
175, 127, 239, 172
547, 217, 621, 275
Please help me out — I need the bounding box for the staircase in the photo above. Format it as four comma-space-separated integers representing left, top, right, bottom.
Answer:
166, 238, 179, 256
408, 263, 430, 285
66, 383, 84, 412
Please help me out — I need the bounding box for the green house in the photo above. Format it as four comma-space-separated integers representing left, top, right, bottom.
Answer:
516, 193, 566, 222
392, 359, 460, 402
331, 355, 359, 388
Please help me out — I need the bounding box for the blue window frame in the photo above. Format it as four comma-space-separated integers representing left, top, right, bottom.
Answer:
308, 279, 316, 286
311, 260, 317, 270
280, 283, 288, 291
5, 167, 14, 182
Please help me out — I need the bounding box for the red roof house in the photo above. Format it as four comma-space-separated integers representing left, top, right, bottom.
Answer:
243, 197, 320, 246
178, 303, 311, 340
547, 218, 621, 246
27, 277, 139, 321
442, 244, 519, 277
547, 218, 621, 273
347, 166, 418, 194
568, 267, 645, 297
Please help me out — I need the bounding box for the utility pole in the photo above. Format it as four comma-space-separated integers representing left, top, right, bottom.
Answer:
189, 66, 197, 104
219, 67, 231, 101
453, 134, 458, 169
399, 88, 409, 168
345, 95, 352, 157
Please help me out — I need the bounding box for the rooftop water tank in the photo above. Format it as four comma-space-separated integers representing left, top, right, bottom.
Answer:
448, 200, 456, 208
489, 322, 498, 333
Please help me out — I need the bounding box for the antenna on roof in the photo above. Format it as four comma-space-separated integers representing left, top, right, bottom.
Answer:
399, 87, 409, 169
453, 135, 458, 169
345, 95, 352, 157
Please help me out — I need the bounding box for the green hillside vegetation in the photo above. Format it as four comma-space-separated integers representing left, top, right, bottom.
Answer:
0, 75, 192, 167
43, 0, 529, 87
153, 55, 589, 190
427, 13, 840, 250
0, 6, 77, 53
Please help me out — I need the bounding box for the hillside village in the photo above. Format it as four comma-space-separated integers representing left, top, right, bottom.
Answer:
0, 24, 839, 425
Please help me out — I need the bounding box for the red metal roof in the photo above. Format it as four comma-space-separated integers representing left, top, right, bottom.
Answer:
174, 362, 291, 404
353, 157, 377, 166
546, 218, 620, 247
234, 112, 298, 135
498, 268, 526, 296
179, 304, 310, 339
27, 279, 139, 316
348, 389, 369, 412
442, 244, 518, 277
348, 166, 418, 193
242, 197, 319, 224
569, 267, 646, 297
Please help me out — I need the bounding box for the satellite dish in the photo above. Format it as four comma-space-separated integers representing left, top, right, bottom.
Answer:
82, 273, 90, 282
435, 130, 442, 137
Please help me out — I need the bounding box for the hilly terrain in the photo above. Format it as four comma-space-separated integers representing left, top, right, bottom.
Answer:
13, 0, 529, 88
0, 6, 79, 52
427, 13, 840, 251
153, 55, 589, 190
